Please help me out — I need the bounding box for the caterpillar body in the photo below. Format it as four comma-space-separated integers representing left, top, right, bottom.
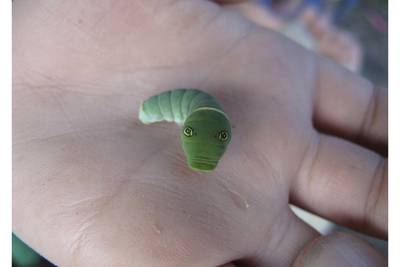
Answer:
139, 89, 231, 171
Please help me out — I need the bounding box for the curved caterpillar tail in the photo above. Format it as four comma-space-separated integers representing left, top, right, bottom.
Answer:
138, 89, 232, 172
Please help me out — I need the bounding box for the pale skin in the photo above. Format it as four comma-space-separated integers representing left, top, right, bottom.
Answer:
13, 1, 387, 266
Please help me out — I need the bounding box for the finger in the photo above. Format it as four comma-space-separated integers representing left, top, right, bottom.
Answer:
293, 232, 386, 267
235, 209, 319, 267
314, 57, 388, 153
214, 0, 284, 31
315, 29, 362, 72
300, 7, 333, 39
212, 0, 250, 4
292, 133, 387, 238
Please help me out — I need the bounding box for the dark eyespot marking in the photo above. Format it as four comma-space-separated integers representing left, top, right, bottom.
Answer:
218, 130, 229, 142
183, 126, 194, 137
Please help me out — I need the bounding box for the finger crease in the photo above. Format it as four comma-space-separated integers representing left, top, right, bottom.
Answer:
292, 133, 322, 200
359, 84, 379, 139
363, 158, 386, 229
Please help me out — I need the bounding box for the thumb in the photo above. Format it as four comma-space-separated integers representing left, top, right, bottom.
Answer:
293, 232, 386, 267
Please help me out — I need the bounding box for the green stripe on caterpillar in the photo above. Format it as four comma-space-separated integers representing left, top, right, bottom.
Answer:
139, 89, 231, 171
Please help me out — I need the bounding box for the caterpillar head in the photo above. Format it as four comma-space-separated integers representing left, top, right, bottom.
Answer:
181, 109, 231, 171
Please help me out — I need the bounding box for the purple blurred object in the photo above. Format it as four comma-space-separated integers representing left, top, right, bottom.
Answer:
260, 0, 359, 22
366, 12, 388, 33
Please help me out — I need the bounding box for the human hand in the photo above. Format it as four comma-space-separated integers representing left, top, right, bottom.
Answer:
13, 1, 387, 266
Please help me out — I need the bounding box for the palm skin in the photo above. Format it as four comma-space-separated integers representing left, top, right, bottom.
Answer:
13, 1, 387, 267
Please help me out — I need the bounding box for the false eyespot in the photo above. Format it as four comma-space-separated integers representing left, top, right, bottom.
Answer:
183, 126, 194, 137
218, 130, 229, 142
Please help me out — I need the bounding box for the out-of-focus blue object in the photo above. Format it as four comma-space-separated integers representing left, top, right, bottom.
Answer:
333, 0, 359, 21
260, 0, 359, 22
12, 234, 41, 267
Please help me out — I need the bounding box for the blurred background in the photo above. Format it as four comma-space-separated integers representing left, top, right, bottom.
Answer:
12, 0, 388, 266
338, 0, 387, 87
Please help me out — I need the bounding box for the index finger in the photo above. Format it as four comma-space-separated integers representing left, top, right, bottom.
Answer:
313, 57, 388, 154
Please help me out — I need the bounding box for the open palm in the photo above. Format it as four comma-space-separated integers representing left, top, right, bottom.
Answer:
13, 1, 387, 266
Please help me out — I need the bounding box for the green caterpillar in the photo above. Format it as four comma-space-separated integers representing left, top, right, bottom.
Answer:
139, 89, 231, 171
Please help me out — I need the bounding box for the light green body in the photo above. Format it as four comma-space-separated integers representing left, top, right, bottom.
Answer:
139, 89, 231, 171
